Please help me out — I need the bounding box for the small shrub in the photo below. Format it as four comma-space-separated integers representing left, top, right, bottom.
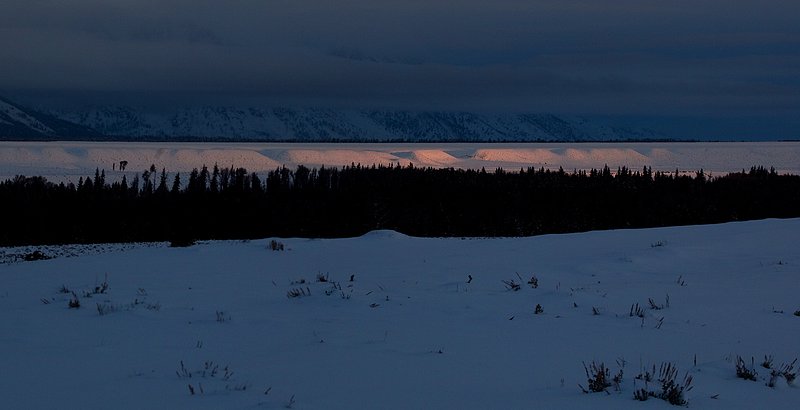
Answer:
502, 279, 521, 291
329, 284, 345, 298
202, 361, 219, 378
635, 364, 655, 383
633, 388, 650, 401
762, 355, 774, 369
767, 370, 782, 388
794, 310, 800, 317
779, 359, 797, 384
528, 275, 539, 288
534, 304, 544, 314
177, 360, 192, 379
763, 359, 796, 388
592, 306, 600, 315
287, 287, 310, 298
94, 297, 159, 315
94, 276, 109, 294
658, 362, 693, 406
268, 240, 285, 251
215, 311, 231, 322
177, 360, 233, 381
634, 362, 693, 406
612, 361, 625, 391
96, 302, 118, 316
630, 303, 645, 318
68, 292, 81, 309
648, 297, 665, 310
85, 274, 110, 295
736, 356, 758, 381
316, 272, 329, 283
580, 361, 613, 393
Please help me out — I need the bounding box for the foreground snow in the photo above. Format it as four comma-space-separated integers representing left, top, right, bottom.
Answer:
2, 141, 800, 183
1, 220, 799, 409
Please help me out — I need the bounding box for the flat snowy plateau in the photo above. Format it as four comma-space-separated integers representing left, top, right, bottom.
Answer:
2, 141, 800, 183
1, 219, 798, 409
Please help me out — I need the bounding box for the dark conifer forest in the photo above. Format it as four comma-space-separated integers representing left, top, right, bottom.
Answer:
1, 164, 799, 246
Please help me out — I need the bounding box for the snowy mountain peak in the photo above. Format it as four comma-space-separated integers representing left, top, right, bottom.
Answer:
0, 97, 102, 140
0, 97, 54, 135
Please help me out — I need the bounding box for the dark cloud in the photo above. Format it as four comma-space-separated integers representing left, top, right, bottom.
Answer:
1, 1, 799, 138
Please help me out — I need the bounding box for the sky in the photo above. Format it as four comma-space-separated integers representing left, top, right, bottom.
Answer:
2, 0, 799, 139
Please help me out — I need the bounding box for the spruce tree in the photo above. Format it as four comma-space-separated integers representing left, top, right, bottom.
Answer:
171, 173, 181, 194
156, 168, 168, 195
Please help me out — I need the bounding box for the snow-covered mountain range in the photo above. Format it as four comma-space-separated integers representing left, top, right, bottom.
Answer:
53, 106, 665, 141
0, 97, 101, 140
2, 96, 665, 141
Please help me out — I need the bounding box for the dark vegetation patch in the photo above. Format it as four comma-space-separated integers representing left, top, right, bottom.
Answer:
1, 164, 798, 246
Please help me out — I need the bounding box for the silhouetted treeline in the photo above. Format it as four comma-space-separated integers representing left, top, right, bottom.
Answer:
2, 164, 799, 246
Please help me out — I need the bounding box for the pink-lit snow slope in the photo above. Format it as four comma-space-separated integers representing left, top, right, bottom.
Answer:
1, 141, 798, 183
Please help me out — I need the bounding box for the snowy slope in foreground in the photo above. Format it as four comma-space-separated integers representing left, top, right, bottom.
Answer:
2, 220, 799, 409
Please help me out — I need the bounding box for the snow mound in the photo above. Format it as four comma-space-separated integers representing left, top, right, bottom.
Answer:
473, 148, 562, 164
270, 149, 404, 167
561, 148, 649, 166
406, 150, 459, 167
359, 230, 410, 240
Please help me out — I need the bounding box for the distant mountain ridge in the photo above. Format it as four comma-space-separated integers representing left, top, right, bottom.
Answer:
1, 96, 665, 141
0, 97, 102, 140
54, 105, 665, 141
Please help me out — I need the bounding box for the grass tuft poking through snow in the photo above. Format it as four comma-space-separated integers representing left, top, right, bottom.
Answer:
736, 356, 759, 381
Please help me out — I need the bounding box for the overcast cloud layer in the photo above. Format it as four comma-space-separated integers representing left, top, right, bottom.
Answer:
2, 0, 799, 139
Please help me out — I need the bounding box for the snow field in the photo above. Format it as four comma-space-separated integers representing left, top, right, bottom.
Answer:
1, 220, 799, 408
1, 141, 799, 184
